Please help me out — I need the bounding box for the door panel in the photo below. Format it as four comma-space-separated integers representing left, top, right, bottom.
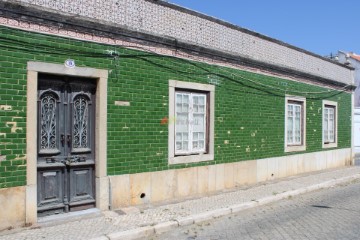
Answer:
68, 166, 95, 211
37, 74, 96, 217
37, 167, 65, 215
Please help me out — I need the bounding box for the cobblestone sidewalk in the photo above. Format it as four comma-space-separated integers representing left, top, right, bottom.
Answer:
1, 166, 360, 240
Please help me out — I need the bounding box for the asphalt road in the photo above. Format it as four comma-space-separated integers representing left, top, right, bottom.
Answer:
155, 180, 360, 240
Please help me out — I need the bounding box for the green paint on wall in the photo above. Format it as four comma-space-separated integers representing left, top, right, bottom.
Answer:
0, 26, 352, 188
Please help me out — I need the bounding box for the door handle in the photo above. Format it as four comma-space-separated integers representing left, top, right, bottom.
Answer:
67, 134, 72, 147
61, 134, 65, 146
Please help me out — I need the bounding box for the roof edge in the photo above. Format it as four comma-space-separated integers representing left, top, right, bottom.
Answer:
146, 0, 353, 70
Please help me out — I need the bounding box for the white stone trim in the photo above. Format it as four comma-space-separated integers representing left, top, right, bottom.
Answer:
26, 62, 108, 225
284, 95, 307, 152
168, 80, 215, 165
322, 100, 338, 149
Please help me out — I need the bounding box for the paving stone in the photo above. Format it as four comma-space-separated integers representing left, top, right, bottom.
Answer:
157, 178, 360, 239
0, 167, 359, 240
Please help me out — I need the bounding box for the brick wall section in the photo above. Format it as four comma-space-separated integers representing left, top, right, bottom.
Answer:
0, 26, 352, 188
0, 49, 27, 188
3, 0, 353, 85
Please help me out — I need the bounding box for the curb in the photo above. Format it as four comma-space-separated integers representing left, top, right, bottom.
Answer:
101, 173, 360, 240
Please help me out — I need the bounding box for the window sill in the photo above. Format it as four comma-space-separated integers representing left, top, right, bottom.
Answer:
169, 153, 214, 165
285, 145, 306, 153
323, 142, 338, 149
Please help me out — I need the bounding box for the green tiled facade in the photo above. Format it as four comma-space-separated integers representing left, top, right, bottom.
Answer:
0, 26, 352, 189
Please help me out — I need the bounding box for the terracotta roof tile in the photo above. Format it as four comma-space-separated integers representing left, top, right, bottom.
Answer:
350, 54, 360, 61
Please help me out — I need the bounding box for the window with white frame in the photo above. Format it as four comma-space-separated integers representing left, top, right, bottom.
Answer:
285, 96, 306, 152
175, 92, 207, 154
169, 80, 214, 165
323, 100, 337, 148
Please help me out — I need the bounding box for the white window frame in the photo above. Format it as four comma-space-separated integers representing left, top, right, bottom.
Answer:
169, 80, 215, 165
175, 92, 207, 155
322, 100, 338, 148
284, 96, 306, 152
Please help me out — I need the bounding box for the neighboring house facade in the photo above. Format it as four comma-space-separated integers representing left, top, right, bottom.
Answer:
0, 0, 355, 230
338, 52, 360, 153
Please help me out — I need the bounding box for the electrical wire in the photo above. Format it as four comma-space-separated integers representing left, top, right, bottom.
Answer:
0, 27, 352, 99
119, 43, 352, 95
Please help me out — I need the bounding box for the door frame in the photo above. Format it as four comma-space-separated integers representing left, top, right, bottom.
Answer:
26, 62, 108, 224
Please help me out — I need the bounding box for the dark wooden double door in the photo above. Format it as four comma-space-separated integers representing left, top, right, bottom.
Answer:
37, 74, 96, 217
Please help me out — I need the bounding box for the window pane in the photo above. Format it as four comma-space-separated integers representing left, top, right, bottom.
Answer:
176, 113, 188, 132
199, 132, 204, 140
199, 96, 205, 105
183, 103, 189, 112
287, 103, 303, 145
295, 114, 301, 143
183, 94, 189, 104
175, 92, 189, 152
199, 140, 204, 149
199, 105, 205, 113
329, 108, 334, 141
176, 133, 182, 141
193, 132, 198, 140
324, 120, 328, 141
176, 103, 182, 112
193, 105, 199, 112
176, 93, 182, 104
288, 105, 293, 116
183, 141, 188, 150
324, 106, 335, 143
176, 142, 182, 151
287, 115, 293, 144
193, 113, 205, 132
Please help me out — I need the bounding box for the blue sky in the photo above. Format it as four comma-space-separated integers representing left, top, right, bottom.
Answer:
168, 0, 360, 57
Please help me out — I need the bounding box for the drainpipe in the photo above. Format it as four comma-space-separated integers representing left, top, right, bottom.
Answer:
108, 177, 112, 210
351, 68, 355, 166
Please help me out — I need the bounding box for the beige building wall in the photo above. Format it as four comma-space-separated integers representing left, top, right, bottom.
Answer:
0, 186, 26, 231
0, 147, 351, 230
110, 148, 352, 209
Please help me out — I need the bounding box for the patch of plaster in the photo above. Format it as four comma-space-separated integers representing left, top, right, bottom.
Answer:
5, 122, 22, 133
0, 105, 12, 111
13, 154, 26, 160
